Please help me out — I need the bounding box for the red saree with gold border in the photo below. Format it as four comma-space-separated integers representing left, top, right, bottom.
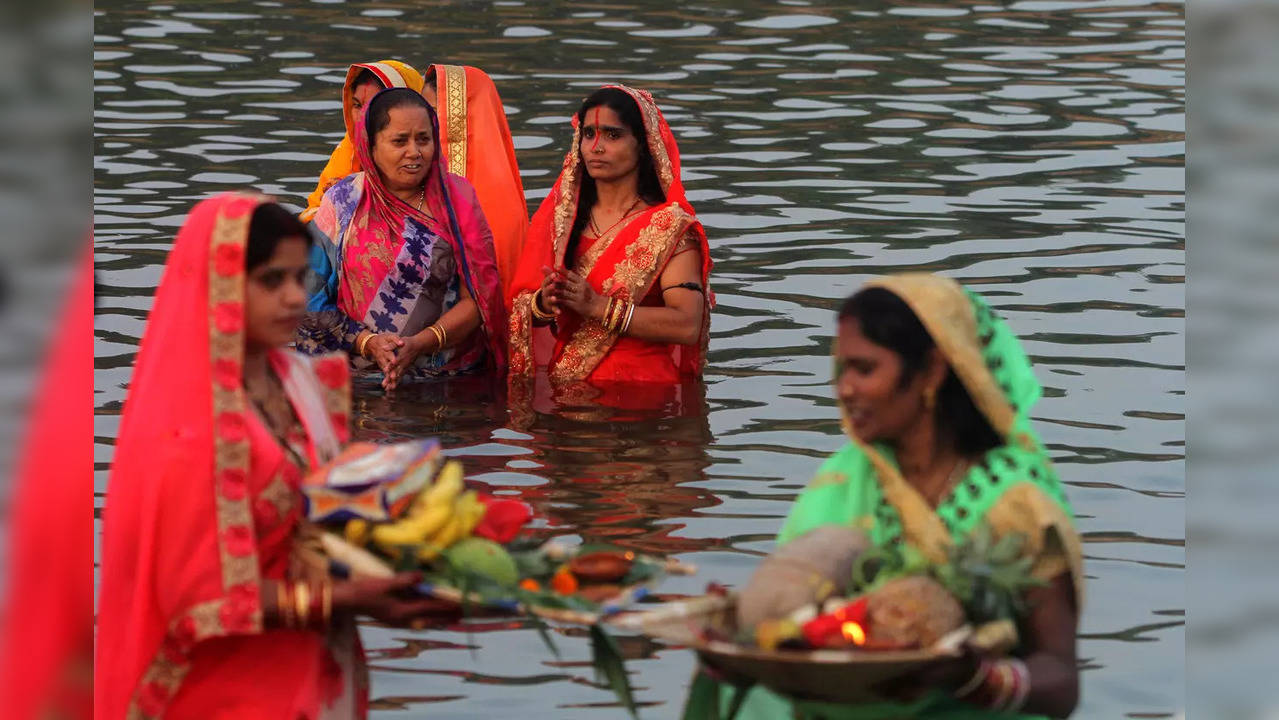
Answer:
506, 85, 711, 394
96, 194, 365, 719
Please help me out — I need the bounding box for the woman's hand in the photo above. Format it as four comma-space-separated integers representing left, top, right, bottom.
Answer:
363, 332, 404, 373
537, 266, 560, 317
382, 331, 438, 391
332, 572, 462, 628
549, 269, 608, 322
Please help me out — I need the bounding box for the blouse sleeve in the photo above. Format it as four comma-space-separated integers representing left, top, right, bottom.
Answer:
295, 184, 366, 357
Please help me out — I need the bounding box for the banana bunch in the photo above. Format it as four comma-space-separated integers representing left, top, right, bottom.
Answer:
343, 460, 487, 564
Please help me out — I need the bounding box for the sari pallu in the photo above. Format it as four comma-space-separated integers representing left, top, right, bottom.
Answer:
95, 193, 364, 720
507, 84, 711, 392
700, 274, 1085, 720
430, 64, 528, 294
297, 86, 506, 379
300, 61, 425, 224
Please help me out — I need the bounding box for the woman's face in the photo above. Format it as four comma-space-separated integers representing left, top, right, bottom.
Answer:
580, 104, 641, 183
834, 317, 934, 443
371, 104, 434, 193
244, 236, 310, 351
348, 80, 381, 131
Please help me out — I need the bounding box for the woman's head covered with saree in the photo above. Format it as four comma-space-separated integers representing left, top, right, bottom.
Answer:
96, 194, 357, 719
425, 64, 528, 292
300, 60, 425, 223
507, 84, 711, 387
782, 273, 1084, 610
302, 86, 506, 375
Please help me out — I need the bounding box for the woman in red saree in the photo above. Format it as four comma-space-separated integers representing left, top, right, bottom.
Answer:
506, 85, 711, 396
95, 194, 451, 720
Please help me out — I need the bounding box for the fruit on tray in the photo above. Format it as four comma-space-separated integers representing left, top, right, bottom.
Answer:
444, 537, 519, 587
735, 526, 872, 630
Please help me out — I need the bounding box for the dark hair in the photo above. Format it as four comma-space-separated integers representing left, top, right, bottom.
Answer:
838, 287, 1001, 456
567, 87, 666, 260
351, 68, 383, 92
365, 87, 434, 149
246, 202, 311, 271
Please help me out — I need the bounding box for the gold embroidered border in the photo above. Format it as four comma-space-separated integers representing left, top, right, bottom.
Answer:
614, 84, 675, 190
548, 206, 691, 384
441, 65, 468, 174
508, 291, 535, 377
550, 125, 583, 267
258, 473, 298, 522
127, 196, 265, 719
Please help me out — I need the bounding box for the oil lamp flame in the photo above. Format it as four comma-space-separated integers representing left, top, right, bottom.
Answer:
841, 621, 867, 646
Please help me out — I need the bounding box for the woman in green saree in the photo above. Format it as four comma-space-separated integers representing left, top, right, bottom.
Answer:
694, 273, 1084, 719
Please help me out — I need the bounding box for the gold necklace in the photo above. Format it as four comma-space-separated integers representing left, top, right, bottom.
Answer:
588, 197, 643, 238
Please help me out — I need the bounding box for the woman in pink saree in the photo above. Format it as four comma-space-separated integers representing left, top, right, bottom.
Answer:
95, 195, 453, 719
296, 87, 505, 389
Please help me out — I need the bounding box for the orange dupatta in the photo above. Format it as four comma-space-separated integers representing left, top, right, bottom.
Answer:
300, 60, 425, 223
430, 64, 528, 294
507, 85, 711, 389
95, 194, 362, 719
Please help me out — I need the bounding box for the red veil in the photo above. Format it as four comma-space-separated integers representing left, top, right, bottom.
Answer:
95, 194, 361, 719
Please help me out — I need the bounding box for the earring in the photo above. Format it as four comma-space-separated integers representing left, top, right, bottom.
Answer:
923, 387, 936, 411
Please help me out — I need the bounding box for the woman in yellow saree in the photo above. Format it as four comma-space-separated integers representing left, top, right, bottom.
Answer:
300, 61, 425, 224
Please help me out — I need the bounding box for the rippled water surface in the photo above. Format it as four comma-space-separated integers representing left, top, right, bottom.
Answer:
94, 1, 1184, 717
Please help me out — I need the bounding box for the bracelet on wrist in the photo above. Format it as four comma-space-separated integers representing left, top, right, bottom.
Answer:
531, 289, 555, 321
356, 332, 373, 358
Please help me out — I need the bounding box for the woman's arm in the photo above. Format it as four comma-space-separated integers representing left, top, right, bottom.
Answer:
1010, 573, 1080, 717
549, 242, 706, 346
621, 245, 705, 345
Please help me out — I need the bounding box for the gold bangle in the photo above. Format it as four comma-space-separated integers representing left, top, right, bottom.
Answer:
531, 289, 555, 321
604, 297, 622, 333
277, 581, 292, 629
438, 323, 448, 349
356, 332, 373, 358
612, 300, 629, 334
427, 324, 445, 352
294, 582, 311, 630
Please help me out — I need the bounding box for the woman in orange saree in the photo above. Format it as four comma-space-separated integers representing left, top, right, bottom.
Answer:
300, 60, 425, 224
95, 195, 451, 720
506, 85, 711, 397
426, 64, 528, 293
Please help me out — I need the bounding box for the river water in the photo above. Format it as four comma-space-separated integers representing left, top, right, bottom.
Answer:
94, 1, 1184, 717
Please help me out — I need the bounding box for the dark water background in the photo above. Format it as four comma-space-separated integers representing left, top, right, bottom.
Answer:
94, 1, 1184, 717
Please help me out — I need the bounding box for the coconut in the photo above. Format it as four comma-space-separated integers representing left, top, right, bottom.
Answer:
863, 575, 965, 649
736, 525, 872, 630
